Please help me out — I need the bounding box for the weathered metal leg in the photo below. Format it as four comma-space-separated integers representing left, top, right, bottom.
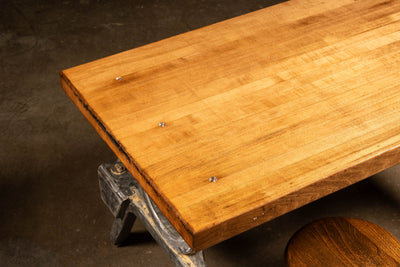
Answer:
98, 160, 136, 245
98, 160, 206, 267
110, 209, 136, 245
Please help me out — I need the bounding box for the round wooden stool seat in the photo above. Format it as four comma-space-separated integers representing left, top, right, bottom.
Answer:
285, 217, 400, 266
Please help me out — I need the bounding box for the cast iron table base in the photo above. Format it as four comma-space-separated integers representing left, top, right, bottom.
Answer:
98, 160, 206, 267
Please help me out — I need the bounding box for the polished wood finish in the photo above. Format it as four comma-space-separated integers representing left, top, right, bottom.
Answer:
285, 217, 400, 266
60, 0, 400, 251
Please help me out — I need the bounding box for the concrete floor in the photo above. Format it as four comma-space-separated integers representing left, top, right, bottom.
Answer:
1, 0, 400, 266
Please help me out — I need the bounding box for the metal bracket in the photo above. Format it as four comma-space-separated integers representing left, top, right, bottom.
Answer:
98, 160, 206, 267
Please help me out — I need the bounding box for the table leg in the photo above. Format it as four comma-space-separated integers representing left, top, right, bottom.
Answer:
98, 160, 206, 267
110, 210, 136, 246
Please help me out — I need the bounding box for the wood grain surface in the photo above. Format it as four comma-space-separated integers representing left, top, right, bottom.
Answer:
60, 0, 400, 251
285, 217, 400, 266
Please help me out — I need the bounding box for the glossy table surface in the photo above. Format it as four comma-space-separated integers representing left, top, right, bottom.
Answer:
61, 0, 400, 251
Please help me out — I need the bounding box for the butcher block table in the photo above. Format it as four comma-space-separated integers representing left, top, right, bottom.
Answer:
61, 0, 400, 265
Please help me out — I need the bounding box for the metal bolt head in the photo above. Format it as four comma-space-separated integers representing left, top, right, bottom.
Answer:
209, 176, 217, 183
158, 122, 166, 127
110, 162, 127, 175
116, 76, 122, 81
177, 246, 193, 255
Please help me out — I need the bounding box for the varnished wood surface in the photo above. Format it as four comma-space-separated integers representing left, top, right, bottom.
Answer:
285, 217, 400, 266
61, 0, 400, 251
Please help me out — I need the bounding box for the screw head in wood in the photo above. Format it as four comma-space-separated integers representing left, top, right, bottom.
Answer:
116, 76, 122, 81
158, 122, 166, 127
209, 176, 217, 182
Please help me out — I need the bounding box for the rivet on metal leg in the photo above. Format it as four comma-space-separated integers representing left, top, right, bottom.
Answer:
110, 162, 127, 175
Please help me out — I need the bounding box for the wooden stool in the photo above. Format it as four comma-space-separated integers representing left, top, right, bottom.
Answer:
285, 217, 400, 266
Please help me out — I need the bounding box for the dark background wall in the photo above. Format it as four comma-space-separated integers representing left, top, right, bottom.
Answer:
1, 0, 400, 266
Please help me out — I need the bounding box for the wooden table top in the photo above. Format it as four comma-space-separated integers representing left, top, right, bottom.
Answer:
60, 0, 400, 251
